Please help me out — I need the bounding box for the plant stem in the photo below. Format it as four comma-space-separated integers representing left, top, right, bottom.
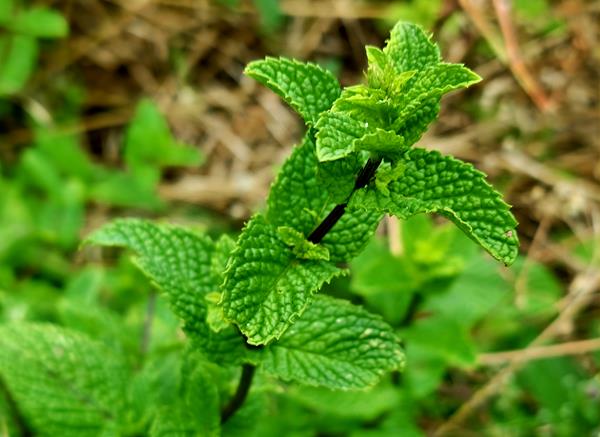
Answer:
308, 157, 382, 244
220, 364, 256, 423
222, 157, 381, 423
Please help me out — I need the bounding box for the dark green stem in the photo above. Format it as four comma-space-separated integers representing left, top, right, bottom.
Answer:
220, 364, 256, 423
222, 157, 382, 423
308, 157, 382, 244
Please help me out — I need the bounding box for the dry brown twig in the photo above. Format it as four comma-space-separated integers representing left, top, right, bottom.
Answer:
458, 0, 554, 112
491, 0, 554, 112
479, 337, 600, 366
434, 209, 600, 436
434, 267, 600, 436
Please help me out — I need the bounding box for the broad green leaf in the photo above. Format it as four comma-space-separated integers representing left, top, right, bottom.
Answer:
253, 0, 284, 32
316, 153, 366, 203
288, 382, 399, 421
267, 134, 382, 262
383, 21, 440, 73
319, 207, 383, 263
221, 214, 343, 345
423, 256, 511, 329
350, 238, 419, 325
400, 63, 481, 104
125, 99, 202, 171
149, 360, 221, 437
86, 219, 248, 363
0, 324, 129, 436
0, 0, 13, 24
315, 109, 370, 162
353, 128, 406, 155
32, 125, 98, 182
402, 316, 477, 366
402, 343, 447, 399
261, 295, 405, 389
182, 366, 220, 437
245, 57, 341, 125
349, 148, 519, 265
150, 406, 201, 437
391, 64, 480, 145
90, 170, 163, 210
0, 35, 38, 95
86, 219, 215, 332
11, 7, 69, 38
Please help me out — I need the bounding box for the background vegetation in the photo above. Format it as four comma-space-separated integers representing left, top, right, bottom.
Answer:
0, 0, 599, 435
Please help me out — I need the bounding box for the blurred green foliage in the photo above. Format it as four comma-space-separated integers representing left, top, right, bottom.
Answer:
0, 0, 68, 95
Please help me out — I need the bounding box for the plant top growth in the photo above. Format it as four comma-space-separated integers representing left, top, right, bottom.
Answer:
0, 21, 519, 435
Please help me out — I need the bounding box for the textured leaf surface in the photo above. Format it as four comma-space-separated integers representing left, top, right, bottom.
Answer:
315, 111, 369, 161
0, 324, 128, 436
267, 134, 381, 262
261, 295, 405, 389
316, 153, 366, 203
314, 21, 480, 163
349, 148, 519, 265
221, 214, 343, 345
383, 21, 440, 73
391, 64, 480, 145
86, 219, 247, 362
353, 128, 406, 155
245, 57, 340, 125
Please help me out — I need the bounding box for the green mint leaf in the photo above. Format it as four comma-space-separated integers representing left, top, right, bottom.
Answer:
267, 134, 381, 262
353, 128, 406, 155
0, 0, 12, 24
11, 7, 69, 38
150, 364, 220, 437
245, 57, 341, 125
0, 323, 129, 435
402, 316, 477, 366
391, 64, 481, 144
316, 154, 366, 203
0, 35, 38, 95
150, 406, 200, 437
314, 22, 481, 163
277, 226, 330, 261
315, 106, 370, 162
221, 214, 343, 345
86, 219, 216, 333
383, 21, 440, 73
349, 148, 519, 265
319, 207, 384, 263
125, 99, 202, 170
86, 219, 248, 363
261, 295, 405, 389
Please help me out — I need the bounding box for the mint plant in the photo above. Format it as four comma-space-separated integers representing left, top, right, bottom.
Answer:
0, 21, 519, 434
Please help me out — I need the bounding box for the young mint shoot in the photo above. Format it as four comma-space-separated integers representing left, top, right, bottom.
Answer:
88, 19, 518, 421
10, 21, 518, 431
